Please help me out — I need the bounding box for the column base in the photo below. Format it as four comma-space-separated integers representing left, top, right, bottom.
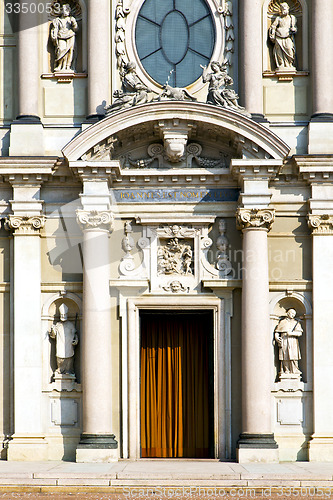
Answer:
309, 436, 333, 461
7, 434, 47, 461
237, 433, 279, 463
76, 434, 118, 463
308, 120, 333, 153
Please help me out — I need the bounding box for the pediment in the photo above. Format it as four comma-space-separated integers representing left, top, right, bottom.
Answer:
62, 102, 290, 166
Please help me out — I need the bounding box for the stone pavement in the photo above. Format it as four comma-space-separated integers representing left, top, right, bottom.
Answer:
0, 460, 333, 494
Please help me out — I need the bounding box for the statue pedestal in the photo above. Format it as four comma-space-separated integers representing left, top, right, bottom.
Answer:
52, 373, 77, 392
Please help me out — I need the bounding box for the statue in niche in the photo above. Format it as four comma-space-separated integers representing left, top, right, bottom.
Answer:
50, 3, 78, 72
157, 238, 193, 276
269, 2, 297, 71
105, 62, 150, 114
201, 61, 250, 116
49, 303, 78, 376
274, 308, 302, 378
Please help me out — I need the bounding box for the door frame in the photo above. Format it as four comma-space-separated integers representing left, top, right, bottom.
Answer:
126, 295, 230, 459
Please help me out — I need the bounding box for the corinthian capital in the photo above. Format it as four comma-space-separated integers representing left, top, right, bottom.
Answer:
5, 215, 45, 235
236, 208, 275, 231
308, 214, 333, 234
76, 210, 114, 231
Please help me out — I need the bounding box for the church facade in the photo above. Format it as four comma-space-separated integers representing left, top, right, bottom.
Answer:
0, 0, 333, 463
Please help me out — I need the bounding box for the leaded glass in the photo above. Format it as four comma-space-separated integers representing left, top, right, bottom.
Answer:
135, 0, 215, 88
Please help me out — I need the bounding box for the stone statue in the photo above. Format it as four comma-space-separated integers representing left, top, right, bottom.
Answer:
50, 4, 78, 72
105, 62, 150, 114
157, 84, 197, 102
269, 2, 297, 70
49, 303, 78, 376
274, 308, 302, 377
201, 61, 249, 115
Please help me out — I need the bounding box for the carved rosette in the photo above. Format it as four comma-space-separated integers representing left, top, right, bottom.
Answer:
5, 215, 46, 235
236, 208, 275, 231
308, 214, 333, 234
76, 210, 114, 232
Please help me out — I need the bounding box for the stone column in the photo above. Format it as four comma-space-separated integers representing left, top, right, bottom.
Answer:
17, 11, 40, 121
6, 215, 46, 460
10, 11, 44, 155
87, 0, 110, 120
239, 0, 264, 120
309, 0, 333, 153
236, 209, 278, 462
75, 210, 118, 462
307, 214, 333, 461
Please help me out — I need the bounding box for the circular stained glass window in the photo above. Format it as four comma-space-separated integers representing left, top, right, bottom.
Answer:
135, 0, 215, 88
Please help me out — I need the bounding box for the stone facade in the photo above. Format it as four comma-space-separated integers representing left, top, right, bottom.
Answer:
0, 0, 333, 463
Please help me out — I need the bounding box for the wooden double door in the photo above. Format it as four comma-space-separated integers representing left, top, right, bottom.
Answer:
140, 311, 214, 458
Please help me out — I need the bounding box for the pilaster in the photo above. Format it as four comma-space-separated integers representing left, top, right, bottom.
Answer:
295, 155, 333, 460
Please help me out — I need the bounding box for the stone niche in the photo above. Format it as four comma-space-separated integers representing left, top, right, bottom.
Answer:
271, 293, 313, 461
47, 296, 81, 387
265, 0, 307, 73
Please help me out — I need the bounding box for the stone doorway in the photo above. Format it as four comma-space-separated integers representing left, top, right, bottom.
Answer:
140, 310, 214, 458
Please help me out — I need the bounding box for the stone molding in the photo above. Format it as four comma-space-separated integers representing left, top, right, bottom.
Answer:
5, 215, 45, 235
308, 214, 333, 234
236, 208, 275, 231
76, 210, 114, 231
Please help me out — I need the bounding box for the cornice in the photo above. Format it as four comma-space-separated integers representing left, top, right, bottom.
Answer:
293, 155, 333, 183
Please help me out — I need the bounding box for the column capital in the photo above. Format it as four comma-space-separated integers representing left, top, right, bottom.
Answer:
308, 214, 333, 234
76, 209, 114, 231
236, 208, 275, 231
5, 215, 45, 235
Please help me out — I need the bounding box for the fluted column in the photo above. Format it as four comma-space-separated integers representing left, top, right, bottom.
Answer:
17, 11, 40, 121
76, 210, 118, 462
311, 0, 333, 118
239, 0, 264, 120
87, 0, 111, 119
236, 208, 278, 463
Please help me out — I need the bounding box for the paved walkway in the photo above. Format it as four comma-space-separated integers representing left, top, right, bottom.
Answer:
0, 460, 333, 492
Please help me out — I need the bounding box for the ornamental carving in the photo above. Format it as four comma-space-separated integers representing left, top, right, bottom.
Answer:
236, 208, 275, 231
123, 142, 229, 169
76, 210, 114, 231
162, 280, 189, 293
157, 238, 193, 276
5, 215, 45, 235
216, 219, 232, 276
308, 214, 333, 234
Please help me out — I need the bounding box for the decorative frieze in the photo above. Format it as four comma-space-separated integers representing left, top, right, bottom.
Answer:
236, 208, 275, 231
5, 215, 45, 235
76, 210, 114, 231
308, 214, 333, 234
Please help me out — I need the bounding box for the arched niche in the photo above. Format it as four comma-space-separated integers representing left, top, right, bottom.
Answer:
263, 0, 308, 72
44, 0, 87, 74
42, 293, 82, 385
270, 292, 312, 385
